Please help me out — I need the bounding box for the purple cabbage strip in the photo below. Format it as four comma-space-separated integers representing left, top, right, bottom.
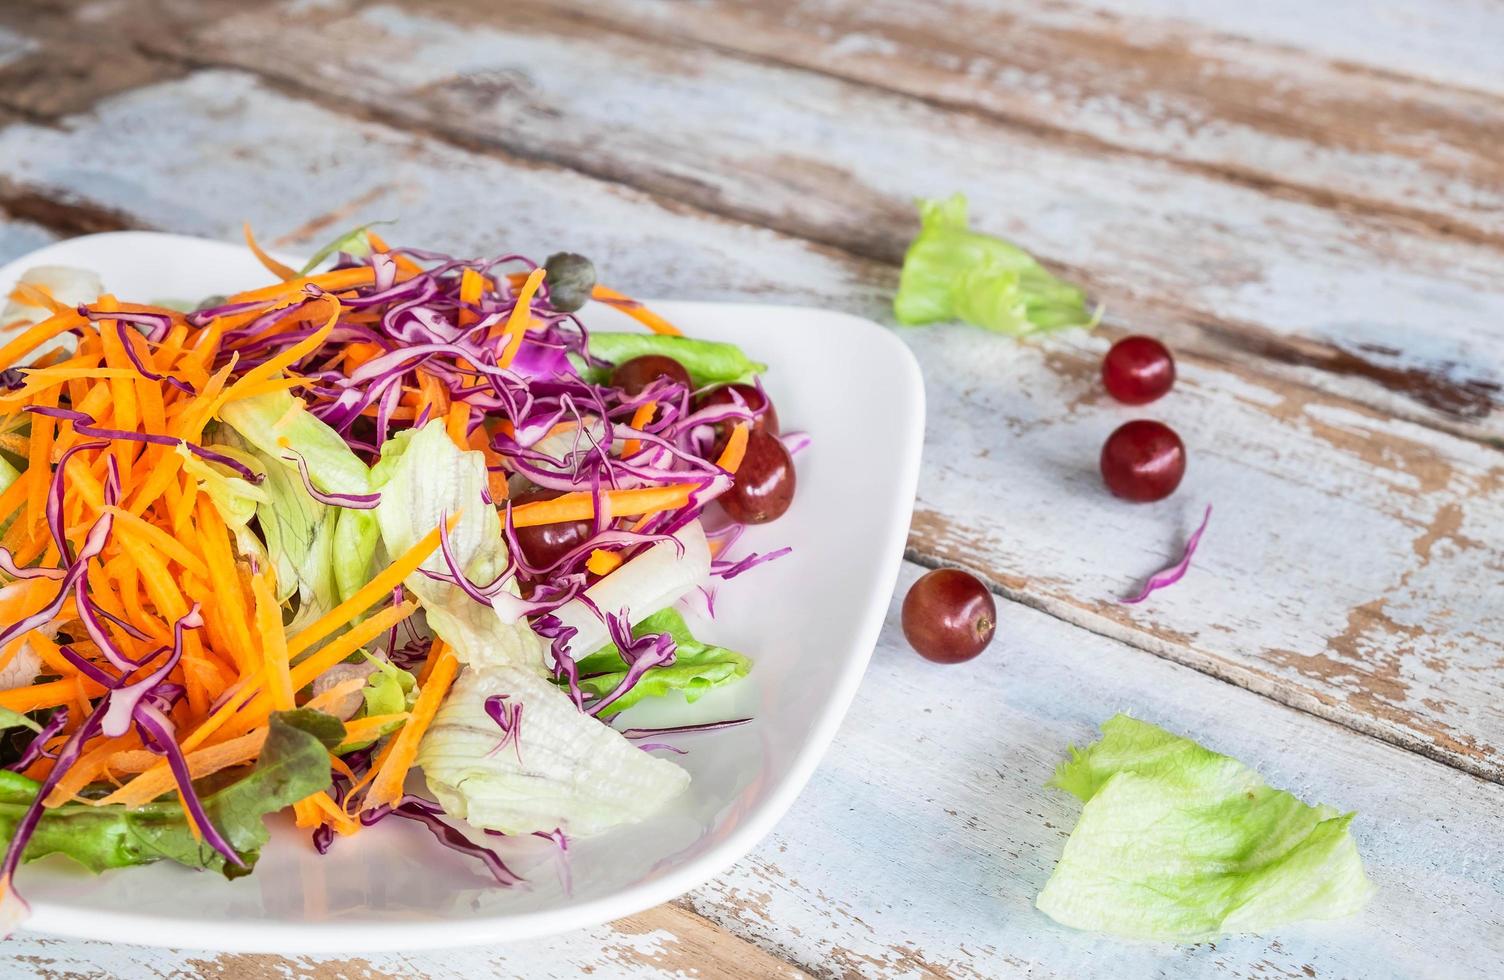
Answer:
618, 718, 753, 739
359, 795, 524, 886
27, 407, 262, 483
0, 547, 64, 581
280, 449, 380, 509
110, 321, 195, 394
633, 742, 689, 755
483, 694, 524, 763
100, 604, 204, 737
1120, 505, 1213, 605
586, 611, 677, 717
7, 707, 69, 773
712, 547, 792, 581
132, 701, 243, 867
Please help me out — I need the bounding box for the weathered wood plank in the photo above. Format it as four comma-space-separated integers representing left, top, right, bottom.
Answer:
157, 0, 1504, 442
0, 1, 188, 118
14, 563, 1498, 976
679, 563, 1504, 978
1052, 0, 1504, 96
7, 904, 809, 978
477, 0, 1504, 248
0, 72, 1498, 779
0, 212, 58, 264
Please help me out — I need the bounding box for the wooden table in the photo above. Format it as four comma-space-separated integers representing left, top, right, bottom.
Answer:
2, 0, 1501, 975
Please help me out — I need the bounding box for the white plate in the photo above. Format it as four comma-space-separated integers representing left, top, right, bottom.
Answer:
0, 232, 924, 952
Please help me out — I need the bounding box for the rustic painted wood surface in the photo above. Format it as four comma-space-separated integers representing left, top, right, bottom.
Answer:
0, 0, 1501, 976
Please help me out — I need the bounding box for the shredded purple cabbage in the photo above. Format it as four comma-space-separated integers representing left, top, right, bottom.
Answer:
1121, 505, 1213, 604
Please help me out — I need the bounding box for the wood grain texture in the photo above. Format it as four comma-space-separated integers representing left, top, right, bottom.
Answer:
477, 0, 1504, 245
148, 0, 1504, 442
5, 904, 808, 978
9, 562, 1499, 978
0, 72, 1497, 781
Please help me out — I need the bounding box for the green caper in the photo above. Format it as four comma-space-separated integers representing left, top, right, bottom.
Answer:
542, 252, 596, 313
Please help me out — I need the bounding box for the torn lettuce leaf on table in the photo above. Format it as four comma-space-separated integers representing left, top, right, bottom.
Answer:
1036, 714, 1372, 943
894, 193, 1098, 336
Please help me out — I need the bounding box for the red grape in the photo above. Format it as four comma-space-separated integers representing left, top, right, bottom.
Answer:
510, 488, 593, 568
696, 383, 779, 435
901, 569, 996, 664
1100, 420, 1185, 502
610, 355, 691, 396
1102, 336, 1175, 405
718, 429, 795, 524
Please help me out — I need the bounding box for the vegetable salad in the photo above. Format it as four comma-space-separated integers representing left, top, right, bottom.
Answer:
0, 227, 793, 927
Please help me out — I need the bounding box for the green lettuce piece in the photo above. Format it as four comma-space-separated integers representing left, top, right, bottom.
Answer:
893, 194, 1097, 336
369, 421, 542, 671
417, 664, 689, 836
217, 393, 377, 626
582, 333, 766, 386
1036, 715, 1373, 942
297, 221, 391, 276
0, 709, 40, 735
566, 609, 751, 717
0, 711, 340, 878
218, 390, 371, 497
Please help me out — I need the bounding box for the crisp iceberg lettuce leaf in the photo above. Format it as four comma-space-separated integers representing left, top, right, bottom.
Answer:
216, 394, 378, 625
369, 421, 543, 671
1036, 715, 1372, 942
893, 194, 1096, 336
218, 389, 371, 497
569, 609, 750, 717
417, 665, 688, 836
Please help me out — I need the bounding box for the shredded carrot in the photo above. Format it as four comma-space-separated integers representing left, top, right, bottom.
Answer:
253, 572, 295, 712
622, 400, 656, 458
365, 230, 423, 277
103, 506, 209, 580
25, 385, 58, 527
590, 285, 683, 336
181, 600, 416, 753
98, 729, 269, 808
586, 549, 625, 576
444, 401, 469, 449
44, 734, 137, 806
717, 422, 750, 474
0, 677, 106, 712
336, 713, 408, 751
7, 282, 67, 316
510, 484, 693, 528
243, 223, 297, 280
467, 424, 509, 503
0, 309, 86, 370
494, 268, 546, 369
224, 267, 375, 306
285, 519, 451, 660
304, 677, 367, 716
366, 646, 459, 810
415, 638, 443, 687
458, 268, 484, 328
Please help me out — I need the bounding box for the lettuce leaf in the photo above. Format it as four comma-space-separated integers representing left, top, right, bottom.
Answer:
369, 421, 543, 671
417, 665, 688, 836
0, 711, 340, 878
217, 392, 377, 627
568, 609, 750, 717
893, 194, 1096, 336
1036, 715, 1372, 942
297, 221, 391, 276
583, 333, 766, 387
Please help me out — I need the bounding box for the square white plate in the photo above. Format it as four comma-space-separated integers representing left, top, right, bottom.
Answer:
0, 232, 924, 952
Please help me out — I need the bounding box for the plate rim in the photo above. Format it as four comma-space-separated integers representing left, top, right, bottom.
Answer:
0, 231, 926, 952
